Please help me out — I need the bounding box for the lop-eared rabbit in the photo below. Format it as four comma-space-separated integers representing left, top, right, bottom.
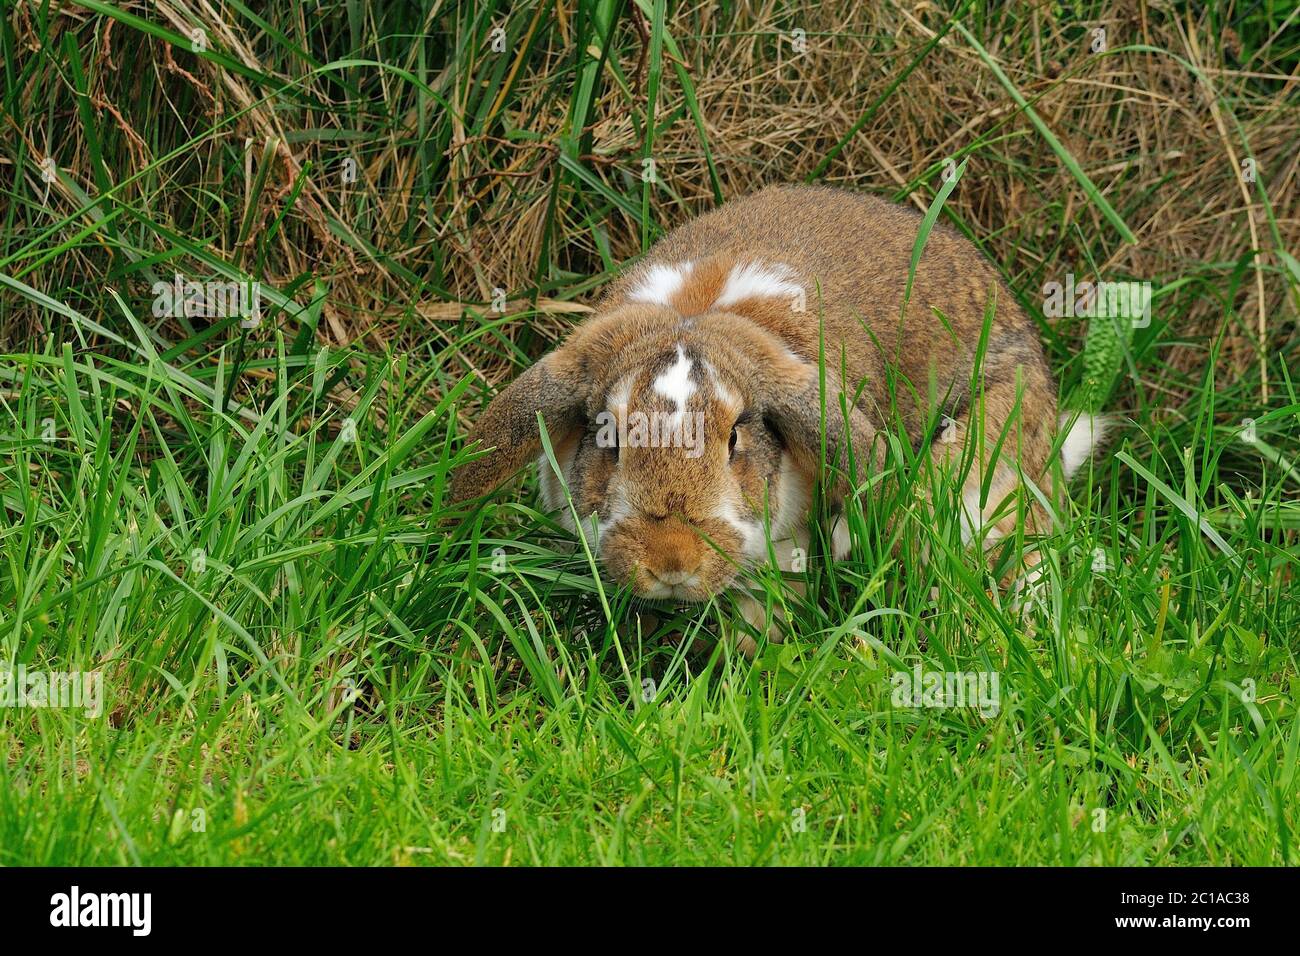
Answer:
452, 185, 1103, 653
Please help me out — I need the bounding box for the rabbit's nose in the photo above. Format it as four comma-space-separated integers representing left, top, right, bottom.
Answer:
648, 541, 704, 584
649, 566, 700, 586
644, 521, 704, 585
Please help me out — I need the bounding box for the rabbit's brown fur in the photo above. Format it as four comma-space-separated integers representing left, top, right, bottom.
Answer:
601, 185, 1060, 531
453, 185, 1096, 650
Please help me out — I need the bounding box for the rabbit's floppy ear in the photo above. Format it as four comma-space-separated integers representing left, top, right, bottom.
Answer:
451, 350, 588, 503
760, 356, 882, 495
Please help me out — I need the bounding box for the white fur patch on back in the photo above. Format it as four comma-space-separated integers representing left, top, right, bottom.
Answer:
1059, 412, 1108, 478
653, 344, 695, 422
627, 261, 694, 305
715, 261, 804, 308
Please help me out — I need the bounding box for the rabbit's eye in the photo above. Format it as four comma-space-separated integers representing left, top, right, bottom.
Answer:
591, 420, 619, 459
728, 425, 738, 460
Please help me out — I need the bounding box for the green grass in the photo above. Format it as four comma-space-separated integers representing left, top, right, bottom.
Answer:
1, 322, 1295, 865
1, 1, 1298, 866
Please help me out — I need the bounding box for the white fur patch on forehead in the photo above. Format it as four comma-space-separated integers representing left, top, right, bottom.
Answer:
715, 261, 803, 308
653, 344, 695, 417
627, 261, 694, 305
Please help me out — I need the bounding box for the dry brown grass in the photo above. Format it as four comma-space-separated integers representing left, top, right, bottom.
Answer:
443, 1, 1298, 389
3, 1, 1296, 407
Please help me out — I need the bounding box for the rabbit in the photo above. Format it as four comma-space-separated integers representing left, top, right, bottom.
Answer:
451, 184, 1106, 654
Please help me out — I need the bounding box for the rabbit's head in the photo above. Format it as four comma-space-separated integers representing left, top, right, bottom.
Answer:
452, 274, 878, 600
